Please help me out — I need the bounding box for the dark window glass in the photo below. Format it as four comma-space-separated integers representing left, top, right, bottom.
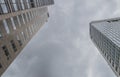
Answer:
0, 63, 2, 68
2, 45, 10, 60
10, 40, 17, 52
16, 35, 22, 46
29, 0, 35, 8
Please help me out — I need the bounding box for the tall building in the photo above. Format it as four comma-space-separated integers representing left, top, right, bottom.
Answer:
90, 18, 120, 77
0, 0, 54, 76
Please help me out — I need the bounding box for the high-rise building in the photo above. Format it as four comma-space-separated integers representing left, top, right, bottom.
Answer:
0, 0, 54, 76
90, 18, 120, 77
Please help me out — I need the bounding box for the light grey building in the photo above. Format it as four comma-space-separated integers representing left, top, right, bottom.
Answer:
90, 18, 120, 77
0, 0, 54, 76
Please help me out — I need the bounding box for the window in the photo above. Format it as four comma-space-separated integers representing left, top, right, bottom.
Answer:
25, 13, 29, 22
10, 17, 16, 30
30, 0, 35, 8
9, 0, 17, 12
11, 0, 16, 3
115, 66, 118, 72
0, 27, 2, 38
119, 70, 120, 76
18, 15, 24, 25
21, 14, 25, 24
23, 13, 27, 23
28, 26, 32, 35
16, 35, 22, 46
0, 63, 2, 68
21, 31, 26, 41
13, 16, 19, 28
47, 13, 49, 18
25, 29, 28, 39
10, 40, 17, 52
3, 20, 10, 34
0, 0, 5, 3
2, 45, 10, 60
13, 4, 18, 11
26, 0, 30, 9
28, 12, 32, 21
0, 4, 8, 13
109, 58, 111, 63
16, 0, 22, 10
16, 16, 21, 27
20, 0, 24, 10
0, 0, 11, 13
112, 61, 114, 67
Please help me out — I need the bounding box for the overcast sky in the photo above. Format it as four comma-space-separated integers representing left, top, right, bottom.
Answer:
2, 0, 120, 77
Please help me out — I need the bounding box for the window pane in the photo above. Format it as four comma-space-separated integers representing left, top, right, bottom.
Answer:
12, 0, 15, 3
16, 16, 21, 27
0, 0, 5, 3
13, 4, 18, 11
10, 17, 16, 30
0, 30, 2, 38
1, 4, 8, 13
3, 20, 10, 34
21, 14, 25, 24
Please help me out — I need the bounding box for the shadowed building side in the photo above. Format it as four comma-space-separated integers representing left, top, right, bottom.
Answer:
0, 0, 54, 76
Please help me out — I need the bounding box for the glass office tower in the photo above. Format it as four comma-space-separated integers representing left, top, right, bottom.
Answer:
90, 18, 120, 77
0, 0, 54, 76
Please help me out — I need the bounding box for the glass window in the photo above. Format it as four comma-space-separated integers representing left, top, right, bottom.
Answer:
16, 35, 22, 46
10, 17, 16, 30
25, 13, 29, 22
3, 20, 10, 34
0, 0, 5, 3
18, 15, 24, 25
20, 0, 24, 9
21, 14, 25, 24
0, 63, 2, 68
10, 40, 17, 52
12, 0, 16, 3
13, 4, 18, 11
27, 2, 30, 8
0, 30, 2, 38
13, 16, 19, 28
25, 28, 29, 39
2, 45, 10, 60
23, 13, 27, 23
28, 12, 32, 20
16, 16, 21, 27
21, 31, 26, 41
1, 4, 8, 13
28, 26, 32, 35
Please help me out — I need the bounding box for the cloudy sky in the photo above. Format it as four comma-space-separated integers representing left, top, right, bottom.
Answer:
2, 0, 120, 77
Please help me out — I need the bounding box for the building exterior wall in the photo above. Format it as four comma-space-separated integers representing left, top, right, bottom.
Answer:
0, 0, 54, 76
90, 18, 120, 77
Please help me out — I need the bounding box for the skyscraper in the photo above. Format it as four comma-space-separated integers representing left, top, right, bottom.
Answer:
0, 0, 54, 76
90, 18, 120, 77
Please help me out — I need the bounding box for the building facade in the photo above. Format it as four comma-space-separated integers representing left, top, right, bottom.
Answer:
90, 18, 120, 77
0, 0, 54, 76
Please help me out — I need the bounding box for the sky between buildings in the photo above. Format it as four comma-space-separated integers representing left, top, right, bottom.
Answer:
2, 0, 120, 77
